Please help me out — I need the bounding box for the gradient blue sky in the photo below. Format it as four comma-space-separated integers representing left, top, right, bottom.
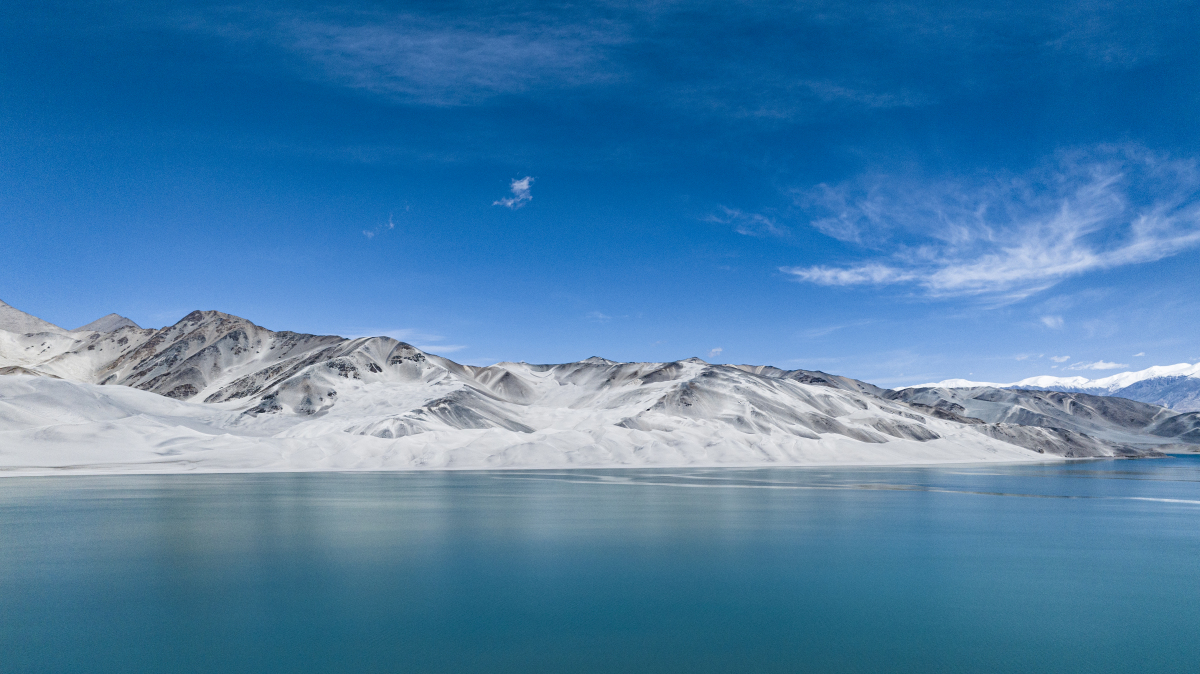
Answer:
3, 0, 1199, 385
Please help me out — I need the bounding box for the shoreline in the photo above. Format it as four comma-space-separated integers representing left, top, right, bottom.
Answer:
0, 454, 1140, 478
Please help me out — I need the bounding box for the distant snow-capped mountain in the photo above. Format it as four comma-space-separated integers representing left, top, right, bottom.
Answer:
0, 298, 1196, 474
909, 363, 1200, 412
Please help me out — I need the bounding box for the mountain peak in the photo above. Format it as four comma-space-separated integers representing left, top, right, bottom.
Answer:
171, 309, 260, 329
0, 299, 66, 335
73, 313, 141, 333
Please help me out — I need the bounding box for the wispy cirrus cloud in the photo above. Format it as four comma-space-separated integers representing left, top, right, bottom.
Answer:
283, 14, 626, 106
174, 1, 1053, 122
782, 147, 1200, 301
494, 176, 534, 209
800, 319, 875, 339
798, 80, 928, 109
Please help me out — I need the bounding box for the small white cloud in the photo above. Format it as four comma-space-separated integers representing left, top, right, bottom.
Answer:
363, 213, 398, 239
1051, 355, 1071, 362
586, 311, 612, 323
707, 347, 723, 359
494, 176, 534, 209
1133, 352, 1145, 357
1067, 360, 1128, 371
1041, 315, 1065, 329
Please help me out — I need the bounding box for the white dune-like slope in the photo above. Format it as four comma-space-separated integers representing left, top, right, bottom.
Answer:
0, 301, 1192, 475
0, 373, 1041, 475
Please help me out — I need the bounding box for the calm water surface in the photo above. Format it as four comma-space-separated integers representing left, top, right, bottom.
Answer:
1, 457, 1198, 673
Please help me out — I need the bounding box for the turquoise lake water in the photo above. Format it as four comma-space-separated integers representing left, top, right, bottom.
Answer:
1, 457, 1198, 673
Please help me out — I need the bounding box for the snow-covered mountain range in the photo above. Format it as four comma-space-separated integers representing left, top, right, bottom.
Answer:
909, 363, 1200, 413
1, 299, 1196, 474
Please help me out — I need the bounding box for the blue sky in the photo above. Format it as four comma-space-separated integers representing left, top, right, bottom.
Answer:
2, 0, 1198, 385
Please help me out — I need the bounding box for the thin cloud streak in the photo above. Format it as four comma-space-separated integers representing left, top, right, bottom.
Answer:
1067, 360, 1128, 371
415, 344, 468, 354
801, 319, 875, 339
706, 206, 788, 237
341, 328, 464, 355
586, 311, 612, 323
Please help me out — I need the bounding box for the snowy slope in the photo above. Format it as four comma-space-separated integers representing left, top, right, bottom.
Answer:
0, 302, 1193, 475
